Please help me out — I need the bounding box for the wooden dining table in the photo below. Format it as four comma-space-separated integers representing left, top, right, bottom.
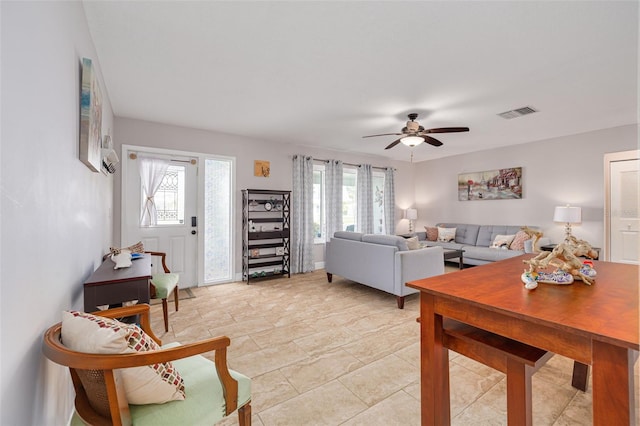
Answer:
407, 254, 639, 425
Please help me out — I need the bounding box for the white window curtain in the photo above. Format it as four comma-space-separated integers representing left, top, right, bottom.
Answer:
325, 160, 343, 240
357, 164, 373, 234
292, 155, 315, 273
384, 167, 396, 235
139, 157, 170, 226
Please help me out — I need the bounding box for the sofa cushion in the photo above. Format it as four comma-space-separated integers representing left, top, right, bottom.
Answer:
424, 226, 438, 241
463, 245, 525, 262
437, 227, 456, 242
436, 223, 480, 245
406, 236, 420, 250
510, 230, 530, 251
476, 225, 523, 247
361, 234, 408, 251
333, 231, 364, 241
490, 234, 516, 249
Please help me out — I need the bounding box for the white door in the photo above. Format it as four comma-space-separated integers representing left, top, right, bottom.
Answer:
605, 150, 639, 264
122, 146, 199, 286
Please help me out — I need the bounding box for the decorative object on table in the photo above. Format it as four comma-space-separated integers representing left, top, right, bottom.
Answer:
522, 236, 598, 289
79, 58, 103, 172
254, 160, 270, 177
405, 208, 417, 233
250, 249, 260, 258
110, 250, 132, 269
458, 167, 522, 201
109, 241, 145, 256
553, 204, 582, 243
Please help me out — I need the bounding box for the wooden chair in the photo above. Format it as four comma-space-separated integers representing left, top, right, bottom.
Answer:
42, 304, 251, 426
146, 251, 180, 332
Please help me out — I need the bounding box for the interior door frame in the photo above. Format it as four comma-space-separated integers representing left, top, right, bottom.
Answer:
603, 149, 639, 261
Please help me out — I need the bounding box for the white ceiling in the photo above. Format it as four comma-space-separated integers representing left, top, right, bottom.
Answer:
83, 1, 638, 163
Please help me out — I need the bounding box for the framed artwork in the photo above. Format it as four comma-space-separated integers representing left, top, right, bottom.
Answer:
458, 167, 522, 201
254, 160, 270, 177
79, 57, 102, 172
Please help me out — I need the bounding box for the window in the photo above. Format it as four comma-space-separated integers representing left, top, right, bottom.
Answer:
312, 164, 386, 241
153, 165, 185, 225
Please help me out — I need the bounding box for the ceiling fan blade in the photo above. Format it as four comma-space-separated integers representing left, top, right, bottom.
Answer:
424, 127, 469, 134
363, 133, 403, 138
384, 138, 403, 150
424, 136, 443, 147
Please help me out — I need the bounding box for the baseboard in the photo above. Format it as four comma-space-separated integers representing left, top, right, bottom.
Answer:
315, 261, 325, 270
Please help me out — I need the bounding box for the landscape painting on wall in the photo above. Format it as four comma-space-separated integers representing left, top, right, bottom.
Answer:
79, 57, 102, 172
458, 167, 522, 201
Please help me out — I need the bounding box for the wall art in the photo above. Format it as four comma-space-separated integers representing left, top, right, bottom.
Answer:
458, 167, 522, 201
79, 57, 102, 172
254, 160, 270, 177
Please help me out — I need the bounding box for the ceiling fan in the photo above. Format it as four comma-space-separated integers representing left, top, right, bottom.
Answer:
363, 113, 469, 150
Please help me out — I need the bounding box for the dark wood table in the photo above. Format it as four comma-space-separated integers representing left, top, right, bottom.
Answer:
407, 254, 639, 425
442, 249, 464, 270
84, 254, 152, 312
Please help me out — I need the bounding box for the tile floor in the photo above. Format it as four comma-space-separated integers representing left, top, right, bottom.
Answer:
148, 267, 639, 425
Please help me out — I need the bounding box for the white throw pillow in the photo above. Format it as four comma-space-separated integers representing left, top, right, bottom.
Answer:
61, 311, 185, 405
406, 236, 420, 250
437, 227, 456, 242
491, 234, 516, 249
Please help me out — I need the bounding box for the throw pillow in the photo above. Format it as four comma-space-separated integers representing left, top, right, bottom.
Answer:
437, 227, 456, 242
491, 234, 516, 249
406, 236, 420, 250
424, 226, 438, 241
62, 311, 185, 405
509, 230, 530, 251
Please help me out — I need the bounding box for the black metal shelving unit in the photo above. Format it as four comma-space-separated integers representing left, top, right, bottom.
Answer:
242, 189, 291, 283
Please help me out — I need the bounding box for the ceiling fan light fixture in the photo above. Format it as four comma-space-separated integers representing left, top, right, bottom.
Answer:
400, 136, 424, 147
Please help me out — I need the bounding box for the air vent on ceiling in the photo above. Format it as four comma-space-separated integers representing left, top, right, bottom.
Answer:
497, 106, 538, 119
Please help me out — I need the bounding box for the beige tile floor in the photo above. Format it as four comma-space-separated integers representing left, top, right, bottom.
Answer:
149, 266, 639, 425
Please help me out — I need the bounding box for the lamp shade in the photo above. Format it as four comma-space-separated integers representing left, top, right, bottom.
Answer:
553, 205, 581, 224
406, 208, 418, 220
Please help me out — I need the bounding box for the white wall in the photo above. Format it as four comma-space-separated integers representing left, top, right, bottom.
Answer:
414, 125, 638, 248
1, 2, 114, 424
113, 117, 415, 276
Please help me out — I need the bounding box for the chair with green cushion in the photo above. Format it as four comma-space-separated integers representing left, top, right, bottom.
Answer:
43, 304, 252, 426
146, 251, 180, 332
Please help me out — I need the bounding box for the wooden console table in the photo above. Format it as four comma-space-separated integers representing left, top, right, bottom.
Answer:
407, 255, 639, 425
84, 254, 152, 312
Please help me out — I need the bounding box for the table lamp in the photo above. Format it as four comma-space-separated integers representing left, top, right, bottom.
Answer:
406, 208, 418, 233
553, 205, 581, 243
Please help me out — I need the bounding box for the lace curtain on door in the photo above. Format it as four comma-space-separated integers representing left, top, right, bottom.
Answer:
139, 157, 170, 226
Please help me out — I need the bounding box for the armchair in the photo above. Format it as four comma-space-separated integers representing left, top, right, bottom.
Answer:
42, 304, 251, 426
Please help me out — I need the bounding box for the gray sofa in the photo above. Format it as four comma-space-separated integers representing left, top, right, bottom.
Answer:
325, 231, 444, 308
417, 223, 549, 266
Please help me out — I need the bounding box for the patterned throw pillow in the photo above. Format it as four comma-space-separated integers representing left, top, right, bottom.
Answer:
437, 227, 456, 242
424, 226, 438, 241
62, 311, 185, 405
509, 230, 530, 251
491, 234, 516, 249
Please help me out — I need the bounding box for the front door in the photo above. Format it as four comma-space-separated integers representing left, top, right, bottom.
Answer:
122, 146, 198, 286
605, 150, 639, 264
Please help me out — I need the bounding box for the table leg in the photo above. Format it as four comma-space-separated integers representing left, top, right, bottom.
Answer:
420, 294, 450, 425
459, 252, 464, 270
592, 341, 635, 425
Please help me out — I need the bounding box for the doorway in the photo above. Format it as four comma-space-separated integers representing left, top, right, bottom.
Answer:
604, 150, 639, 263
121, 145, 235, 286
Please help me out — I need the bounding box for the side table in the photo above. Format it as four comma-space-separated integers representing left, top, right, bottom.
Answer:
84, 254, 152, 312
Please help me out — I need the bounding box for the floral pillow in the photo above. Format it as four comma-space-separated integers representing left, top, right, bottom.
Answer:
61, 311, 185, 405
424, 226, 438, 242
509, 231, 530, 251
491, 234, 516, 249
437, 227, 456, 242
